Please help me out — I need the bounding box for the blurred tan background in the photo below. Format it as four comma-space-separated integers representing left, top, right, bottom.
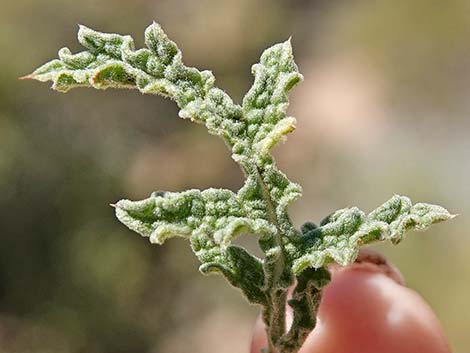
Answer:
0, 0, 469, 352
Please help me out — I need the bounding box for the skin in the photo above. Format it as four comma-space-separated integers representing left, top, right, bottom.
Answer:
250, 250, 451, 353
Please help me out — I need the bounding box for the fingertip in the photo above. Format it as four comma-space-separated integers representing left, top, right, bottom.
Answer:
303, 263, 451, 353
251, 252, 451, 353
250, 315, 266, 353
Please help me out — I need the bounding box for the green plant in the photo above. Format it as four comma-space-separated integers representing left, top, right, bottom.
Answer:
25, 22, 453, 353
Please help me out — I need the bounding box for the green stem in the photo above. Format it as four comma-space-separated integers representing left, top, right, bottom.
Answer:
251, 164, 297, 353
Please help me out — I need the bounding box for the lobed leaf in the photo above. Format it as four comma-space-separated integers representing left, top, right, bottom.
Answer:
199, 245, 266, 304
26, 23, 245, 144
114, 188, 276, 246
242, 39, 303, 159
292, 195, 454, 274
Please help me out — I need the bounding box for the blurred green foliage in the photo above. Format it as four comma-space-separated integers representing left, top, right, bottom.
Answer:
0, 1, 468, 352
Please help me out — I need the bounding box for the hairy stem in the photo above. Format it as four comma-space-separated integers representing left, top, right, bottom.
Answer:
250, 164, 299, 352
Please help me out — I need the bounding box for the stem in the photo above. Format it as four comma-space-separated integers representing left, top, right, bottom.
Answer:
238, 149, 308, 352
251, 164, 298, 353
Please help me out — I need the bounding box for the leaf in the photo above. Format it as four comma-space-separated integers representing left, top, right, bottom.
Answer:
260, 165, 302, 217
280, 268, 330, 352
115, 188, 271, 305
25, 23, 245, 144
242, 39, 303, 159
114, 188, 276, 245
199, 245, 266, 304
292, 195, 454, 274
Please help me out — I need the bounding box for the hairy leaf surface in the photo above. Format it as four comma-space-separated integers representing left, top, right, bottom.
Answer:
115, 189, 276, 245
292, 195, 454, 274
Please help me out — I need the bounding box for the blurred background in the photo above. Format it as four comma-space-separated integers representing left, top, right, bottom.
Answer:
1, 0, 469, 352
